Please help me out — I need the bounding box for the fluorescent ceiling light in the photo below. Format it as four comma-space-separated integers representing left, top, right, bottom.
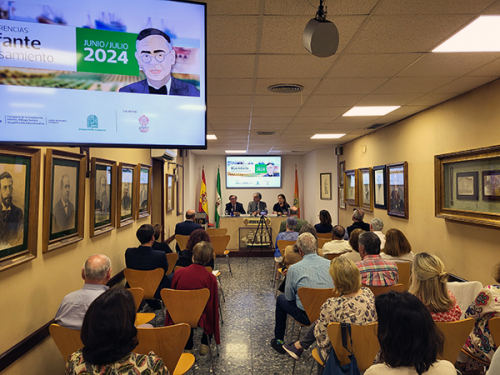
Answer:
225, 150, 247, 153
206, 134, 217, 140
433, 16, 500, 52
311, 134, 345, 139
343, 106, 400, 116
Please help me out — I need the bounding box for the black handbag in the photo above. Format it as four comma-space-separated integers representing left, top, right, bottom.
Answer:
322, 323, 361, 375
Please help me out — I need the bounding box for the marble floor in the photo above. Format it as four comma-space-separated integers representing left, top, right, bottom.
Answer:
180, 257, 319, 375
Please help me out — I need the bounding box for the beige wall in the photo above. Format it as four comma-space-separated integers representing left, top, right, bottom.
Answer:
0, 147, 181, 374
339, 78, 500, 285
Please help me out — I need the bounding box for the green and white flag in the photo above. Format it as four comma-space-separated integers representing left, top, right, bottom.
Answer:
215, 167, 222, 228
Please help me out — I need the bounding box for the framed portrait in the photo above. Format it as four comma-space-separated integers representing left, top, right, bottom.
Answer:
339, 161, 345, 187
373, 165, 387, 209
482, 170, 500, 201
166, 174, 175, 213
0, 146, 41, 272
456, 171, 478, 201
117, 163, 137, 228
359, 167, 373, 211
345, 169, 358, 206
339, 187, 346, 210
320, 173, 332, 200
90, 158, 116, 237
43, 149, 86, 252
176, 164, 184, 216
137, 164, 152, 219
387, 161, 408, 219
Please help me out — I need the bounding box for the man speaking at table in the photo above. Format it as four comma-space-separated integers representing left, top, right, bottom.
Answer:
224, 195, 245, 216
248, 192, 267, 216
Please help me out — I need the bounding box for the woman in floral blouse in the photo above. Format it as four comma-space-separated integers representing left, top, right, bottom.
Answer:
458, 263, 500, 371
283, 257, 377, 363
65, 289, 169, 375
409, 253, 461, 322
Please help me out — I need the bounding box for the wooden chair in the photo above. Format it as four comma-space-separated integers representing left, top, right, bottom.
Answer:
128, 287, 145, 311
135, 312, 155, 326
396, 261, 411, 291
312, 322, 379, 371
166, 253, 179, 275
317, 232, 333, 239
436, 318, 475, 363
317, 237, 330, 250
124, 268, 164, 301
49, 323, 83, 362
175, 234, 190, 251
277, 240, 296, 258
135, 323, 194, 375
207, 228, 227, 236
161, 288, 216, 373
363, 283, 405, 297
211, 234, 232, 276
488, 316, 500, 345
325, 253, 343, 260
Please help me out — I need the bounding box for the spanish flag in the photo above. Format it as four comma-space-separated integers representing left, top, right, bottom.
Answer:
199, 168, 208, 221
294, 165, 300, 218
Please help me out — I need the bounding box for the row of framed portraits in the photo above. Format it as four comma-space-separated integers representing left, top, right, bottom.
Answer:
338, 162, 409, 219
0, 146, 153, 272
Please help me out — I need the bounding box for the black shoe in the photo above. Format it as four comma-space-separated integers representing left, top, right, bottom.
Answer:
270, 338, 286, 354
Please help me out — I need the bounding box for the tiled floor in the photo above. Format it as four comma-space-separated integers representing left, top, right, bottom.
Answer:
179, 257, 319, 374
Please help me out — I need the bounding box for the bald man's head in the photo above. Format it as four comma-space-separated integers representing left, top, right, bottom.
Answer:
186, 209, 196, 220
82, 254, 111, 284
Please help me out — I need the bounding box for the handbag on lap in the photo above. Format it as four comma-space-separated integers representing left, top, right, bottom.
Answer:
322, 323, 361, 375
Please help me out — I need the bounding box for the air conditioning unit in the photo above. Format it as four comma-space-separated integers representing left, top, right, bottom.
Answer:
151, 149, 177, 162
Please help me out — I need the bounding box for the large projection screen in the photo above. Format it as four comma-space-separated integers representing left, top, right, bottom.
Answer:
226, 156, 282, 189
0, 0, 206, 149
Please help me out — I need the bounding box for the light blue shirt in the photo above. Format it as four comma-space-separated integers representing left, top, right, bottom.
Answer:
275, 230, 299, 257
285, 253, 334, 310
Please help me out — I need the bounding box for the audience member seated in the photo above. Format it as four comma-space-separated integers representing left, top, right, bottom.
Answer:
487, 348, 500, 374
272, 193, 290, 216
175, 229, 214, 269
321, 225, 351, 257
270, 233, 334, 354
125, 224, 170, 300
65, 289, 169, 375
364, 291, 456, 375
283, 257, 377, 362
274, 217, 299, 279
166, 241, 220, 355
152, 224, 173, 253
279, 206, 307, 233
55, 254, 111, 330
356, 231, 398, 286
223, 194, 245, 215
346, 208, 370, 238
283, 223, 318, 267
409, 253, 461, 322
314, 210, 333, 234
247, 192, 267, 216
370, 217, 385, 249
174, 209, 202, 252
340, 228, 363, 263
381, 228, 414, 262
458, 261, 500, 371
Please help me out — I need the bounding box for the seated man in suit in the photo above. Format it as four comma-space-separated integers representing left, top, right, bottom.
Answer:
247, 192, 267, 216
224, 194, 246, 216
119, 28, 200, 97
174, 209, 202, 252
125, 224, 169, 300
279, 206, 308, 233
346, 208, 370, 239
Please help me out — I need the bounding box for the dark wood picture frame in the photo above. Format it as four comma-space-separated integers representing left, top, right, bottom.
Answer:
166, 174, 175, 213
482, 170, 500, 201
176, 164, 184, 216
0, 146, 41, 272
90, 158, 117, 238
137, 163, 152, 219
339, 187, 346, 210
117, 163, 137, 228
345, 169, 358, 206
387, 161, 408, 219
339, 161, 345, 187
320, 173, 332, 200
359, 167, 373, 212
43, 149, 86, 253
456, 171, 479, 201
373, 165, 387, 209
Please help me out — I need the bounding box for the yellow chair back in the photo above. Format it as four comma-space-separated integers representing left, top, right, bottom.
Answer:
175, 235, 190, 251
161, 288, 210, 328
298, 287, 340, 323
124, 268, 164, 300
436, 318, 475, 363
49, 323, 83, 362
166, 253, 179, 275
396, 261, 411, 291
363, 283, 405, 297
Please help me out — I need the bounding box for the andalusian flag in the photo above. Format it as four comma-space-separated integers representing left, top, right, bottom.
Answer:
294, 165, 300, 218
199, 168, 208, 221
215, 167, 222, 228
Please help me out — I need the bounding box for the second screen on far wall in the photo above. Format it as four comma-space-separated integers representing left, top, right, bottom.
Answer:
226, 156, 282, 189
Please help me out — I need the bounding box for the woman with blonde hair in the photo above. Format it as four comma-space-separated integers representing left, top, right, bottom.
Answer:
283, 257, 377, 362
381, 228, 414, 262
409, 252, 461, 322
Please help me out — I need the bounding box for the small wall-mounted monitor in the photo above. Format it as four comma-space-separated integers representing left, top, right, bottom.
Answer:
226, 156, 282, 189
0, 0, 206, 149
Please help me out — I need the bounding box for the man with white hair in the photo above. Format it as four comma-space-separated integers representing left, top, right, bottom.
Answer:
346, 208, 370, 238
270, 232, 334, 354
55, 254, 111, 330
370, 217, 386, 249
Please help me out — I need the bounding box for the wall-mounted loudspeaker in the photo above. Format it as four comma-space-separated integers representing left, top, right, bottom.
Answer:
335, 146, 343, 156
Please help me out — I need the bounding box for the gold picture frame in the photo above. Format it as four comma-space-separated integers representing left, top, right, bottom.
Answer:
345, 169, 358, 206
387, 161, 409, 219
359, 167, 373, 212
90, 158, 117, 237
137, 163, 152, 219
117, 163, 137, 228
166, 174, 175, 213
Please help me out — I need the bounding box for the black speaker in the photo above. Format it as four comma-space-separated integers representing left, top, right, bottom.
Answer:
335, 146, 343, 156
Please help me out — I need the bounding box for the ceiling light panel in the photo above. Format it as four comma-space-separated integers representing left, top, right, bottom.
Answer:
343, 106, 400, 116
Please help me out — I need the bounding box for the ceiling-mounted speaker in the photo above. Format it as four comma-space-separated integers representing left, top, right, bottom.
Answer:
303, 18, 339, 57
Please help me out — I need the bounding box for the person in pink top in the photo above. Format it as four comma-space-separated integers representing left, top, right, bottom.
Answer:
409, 252, 461, 322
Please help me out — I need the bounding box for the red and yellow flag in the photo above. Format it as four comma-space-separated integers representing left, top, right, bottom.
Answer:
199, 168, 208, 221
294, 165, 300, 218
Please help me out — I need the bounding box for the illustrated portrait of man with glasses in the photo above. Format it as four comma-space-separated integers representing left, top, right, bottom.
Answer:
119, 28, 200, 96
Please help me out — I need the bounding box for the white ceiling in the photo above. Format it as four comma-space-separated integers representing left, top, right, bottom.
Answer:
196, 0, 500, 156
